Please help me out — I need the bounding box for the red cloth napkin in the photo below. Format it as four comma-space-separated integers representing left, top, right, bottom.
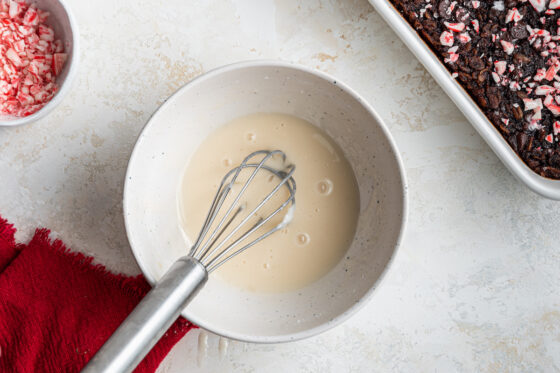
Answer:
0, 216, 195, 372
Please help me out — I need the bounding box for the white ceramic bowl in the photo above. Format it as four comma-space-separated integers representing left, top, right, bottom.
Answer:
0, 0, 79, 126
124, 61, 407, 343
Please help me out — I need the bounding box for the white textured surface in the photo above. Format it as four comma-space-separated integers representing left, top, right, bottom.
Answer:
0, 0, 558, 371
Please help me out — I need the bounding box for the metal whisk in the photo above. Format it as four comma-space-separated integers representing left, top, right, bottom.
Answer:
83, 150, 296, 373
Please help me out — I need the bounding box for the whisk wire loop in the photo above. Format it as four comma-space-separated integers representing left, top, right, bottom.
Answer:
188, 150, 296, 272
205, 166, 295, 272
191, 150, 279, 259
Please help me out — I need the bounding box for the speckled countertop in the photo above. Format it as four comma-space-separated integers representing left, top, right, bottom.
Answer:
0, 0, 559, 371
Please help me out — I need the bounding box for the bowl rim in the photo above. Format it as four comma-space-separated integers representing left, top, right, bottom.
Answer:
0, 0, 80, 127
123, 60, 409, 343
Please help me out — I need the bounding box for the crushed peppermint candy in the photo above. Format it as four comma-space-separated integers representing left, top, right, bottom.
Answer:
458, 32, 471, 43
535, 85, 555, 95
444, 22, 465, 32
523, 97, 543, 111
448, 1, 457, 15
391, 0, 560, 178
445, 51, 459, 63
500, 40, 515, 55
534, 68, 547, 81
510, 81, 521, 90
529, 0, 546, 12
0, 0, 67, 117
554, 121, 560, 134
494, 60, 507, 75
505, 8, 523, 23
440, 30, 454, 46
547, 102, 560, 115
471, 19, 480, 34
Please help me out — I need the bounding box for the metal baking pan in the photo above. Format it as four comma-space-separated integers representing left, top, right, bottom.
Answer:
369, 0, 560, 200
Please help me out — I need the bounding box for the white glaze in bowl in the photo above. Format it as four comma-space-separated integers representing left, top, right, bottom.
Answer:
123, 61, 407, 343
0, 0, 79, 126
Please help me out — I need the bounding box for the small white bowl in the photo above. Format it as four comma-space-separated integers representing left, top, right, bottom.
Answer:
0, 0, 79, 126
124, 61, 407, 343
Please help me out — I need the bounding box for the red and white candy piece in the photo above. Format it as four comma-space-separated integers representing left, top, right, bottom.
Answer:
534, 68, 547, 81
523, 98, 543, 111
445, 53, 459, 63
440, 31, 454, 47
510, 81, 521, 91
471, 19, 479, 34
494, 60, 507, 75
533, 107, 543, 120
544, 94, 554, 107
444, 22, 465, 32
529, 0, 546, 12
9, 0, 25, 18
22, 6, 38, 26
545, 62, 560, 81
505, 8, 523, 24
500, 40, 515, 55
550, 0, 560, 9
445, 46, 459, 63
458, 33, 471, 43
528, 119, 543, 131
535, 85, 555, 95
6, 48, 22, 67
553, 121, 560, 135
52, 53, 66, 76
545, 101, 560, 115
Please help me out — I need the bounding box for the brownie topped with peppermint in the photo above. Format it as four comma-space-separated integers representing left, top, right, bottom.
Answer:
389, 0, 560, 179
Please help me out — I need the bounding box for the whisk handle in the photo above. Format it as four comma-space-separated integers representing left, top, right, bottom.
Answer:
82, 256, 208, 373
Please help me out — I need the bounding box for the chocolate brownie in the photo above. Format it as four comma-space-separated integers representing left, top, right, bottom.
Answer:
389, 0, 560, 179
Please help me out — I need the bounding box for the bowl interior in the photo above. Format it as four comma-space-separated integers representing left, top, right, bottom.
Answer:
0, 0, 77, 125
124, 62, 406, 342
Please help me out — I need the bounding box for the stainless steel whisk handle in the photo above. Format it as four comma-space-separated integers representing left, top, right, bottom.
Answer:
82, 256, 208, 373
